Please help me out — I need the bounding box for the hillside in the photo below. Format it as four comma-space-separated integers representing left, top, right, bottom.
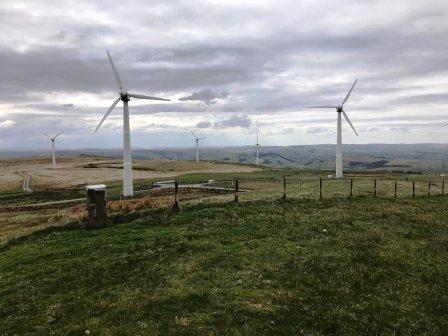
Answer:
2, 143, 448, 172
1, 197, 447, 334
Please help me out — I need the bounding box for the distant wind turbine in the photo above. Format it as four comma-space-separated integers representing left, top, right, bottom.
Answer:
95, 51, 170, 197
191, 131, 206, 162
308, 79, 359, 178
43, 132, 62, 168
255, 126, 260, 166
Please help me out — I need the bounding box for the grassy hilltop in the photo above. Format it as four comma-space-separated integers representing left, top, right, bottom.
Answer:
1, 196, 447, 335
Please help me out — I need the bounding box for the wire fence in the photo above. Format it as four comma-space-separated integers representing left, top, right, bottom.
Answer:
170, 176, 447, 209
78, 175, 448, 228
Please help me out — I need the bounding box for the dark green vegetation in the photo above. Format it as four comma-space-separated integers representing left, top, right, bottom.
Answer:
1, 197, 447, 335
0, 188, 85, 207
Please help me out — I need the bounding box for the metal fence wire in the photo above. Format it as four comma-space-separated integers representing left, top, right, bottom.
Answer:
158, 176, 447, 211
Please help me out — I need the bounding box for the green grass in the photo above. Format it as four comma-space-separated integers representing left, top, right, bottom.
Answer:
0, 188, 85, 207
1, 197, 447, 335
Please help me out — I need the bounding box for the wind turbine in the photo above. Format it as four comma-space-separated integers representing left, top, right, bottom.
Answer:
255, 126, 260, 166
308, 79, 359, 178
191, 131, 206, 162
43, 132, 62, 168
95, 51, 170, 197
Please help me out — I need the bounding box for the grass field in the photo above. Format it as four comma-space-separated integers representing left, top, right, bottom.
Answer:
2, 166, 448, 247
1, 196, 447, 334
1, 158, 448, 334
0, 156, 261, 192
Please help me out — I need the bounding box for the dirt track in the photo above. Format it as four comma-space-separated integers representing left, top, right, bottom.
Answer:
16, 172, 32, 192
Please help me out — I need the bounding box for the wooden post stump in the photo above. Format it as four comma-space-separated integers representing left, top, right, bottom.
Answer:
86, 184, 107, 229
350, 178, 353, 198
428, 181, 431, 196
374, 179, 377, 197
234, 177, 239, 204
412, 181, 416, 197
319, 178, 323, 199
282, 176, 287, 200
171, 179, 180, 213
442, 180, 445, 196
394, 181, 397, 198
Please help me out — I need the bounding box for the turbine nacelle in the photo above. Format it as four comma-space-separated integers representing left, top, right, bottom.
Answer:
120, 92, 130, 102
307, 79, 359, 136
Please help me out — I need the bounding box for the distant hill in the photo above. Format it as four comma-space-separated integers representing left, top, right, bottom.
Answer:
2, 143, 448, 172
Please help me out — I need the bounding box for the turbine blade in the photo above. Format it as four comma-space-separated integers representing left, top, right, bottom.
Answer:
307, 106, 338, 109
191, 131, 197, 139
342, 110, 358, 136
198, 137, 207, 140
128, 93, 170, 101
95, 96, 121, 132
42, 133, 51, 140
440, 122, 448, 128
53, 132, 63, 139
341, 79, 358, 106
107, 51, 123, 91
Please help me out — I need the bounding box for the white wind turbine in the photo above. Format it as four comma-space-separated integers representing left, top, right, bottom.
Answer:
43, 132, 62, 168
191, 131, 206, 162
95, 51, 170, 197
255, 126, 260, 166
308, 79, 359, 178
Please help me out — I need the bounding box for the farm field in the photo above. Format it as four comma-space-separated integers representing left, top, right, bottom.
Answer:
0, 156, 260, 192
1, 157, 448, 247
1, 157, 448, 334
1, 196, 447, 334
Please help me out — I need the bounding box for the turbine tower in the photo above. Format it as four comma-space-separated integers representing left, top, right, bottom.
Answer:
43, 132, 62, 168
308, 79, 359, 178
191, 131, 206, 162
255, 126, 260, 166
95, 51, 170, 197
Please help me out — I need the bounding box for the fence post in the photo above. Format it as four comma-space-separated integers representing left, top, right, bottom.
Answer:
86, 184, 107, 229
394, 181, 397, 198
349, 178, 353, 198
234, 177, 239, 204
374, 179, 377, 197
443, 180, 445, 196
319, 178, 323, 199
171, 179, 180, 213
282, 176, 287, 200
412, 181, 415, 197
428, 181, 431, 196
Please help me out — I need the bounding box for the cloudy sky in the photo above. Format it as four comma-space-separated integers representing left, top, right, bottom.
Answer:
1, 0, 448, 150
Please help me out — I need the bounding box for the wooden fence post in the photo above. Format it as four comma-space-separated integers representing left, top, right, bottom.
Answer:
394, 181, 397, 198
350, 178, 353, 198
428, 181, 431, 196
412, 181, 415, 197
319, 178, 323, 199
86, 184, 107, 229
234, 177, 239, 204
374, 179, 377, 197
443, 180, 445, 196
171, 179, 180, 213
282, 176, 287, 200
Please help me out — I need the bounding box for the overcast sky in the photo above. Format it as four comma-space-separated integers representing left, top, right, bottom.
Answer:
1, 0, 448, 150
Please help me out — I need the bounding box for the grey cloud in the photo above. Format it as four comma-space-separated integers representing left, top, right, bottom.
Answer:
195, 121, 212, 128
305, 127, 332, 134
179, 88, 229, 106
216, 115, 252, 128
1, 1, 448, 148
